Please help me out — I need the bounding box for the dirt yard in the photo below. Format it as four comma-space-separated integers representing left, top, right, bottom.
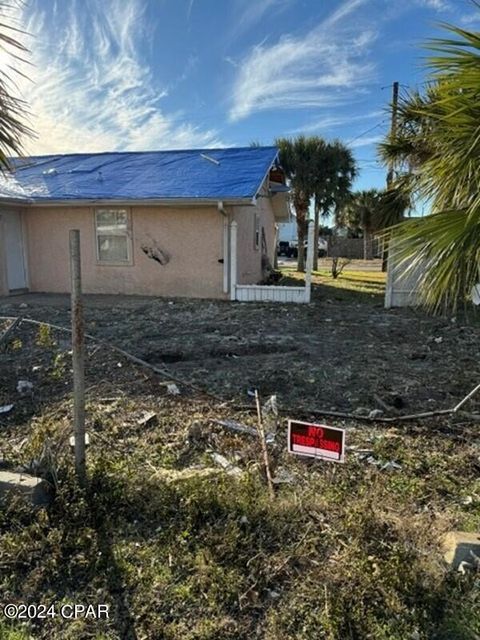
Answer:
1, 271, 479, 417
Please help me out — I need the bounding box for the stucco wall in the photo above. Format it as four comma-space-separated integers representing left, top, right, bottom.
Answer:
233, 191, 276, 285
24, 206, 226, 298
0, 212, 8, 295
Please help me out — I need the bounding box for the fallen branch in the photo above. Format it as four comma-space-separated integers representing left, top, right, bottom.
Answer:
453, 382, 480, 413
232, 404, 460, 424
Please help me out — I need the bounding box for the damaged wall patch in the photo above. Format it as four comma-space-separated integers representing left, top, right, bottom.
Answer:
141, 240, 170, 266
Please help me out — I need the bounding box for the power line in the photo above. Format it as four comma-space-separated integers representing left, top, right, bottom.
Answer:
345, 120, 387, 145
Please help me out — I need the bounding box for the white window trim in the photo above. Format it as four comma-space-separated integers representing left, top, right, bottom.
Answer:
94, 207, 133, 266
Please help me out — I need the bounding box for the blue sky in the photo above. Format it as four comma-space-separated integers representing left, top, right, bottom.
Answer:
10, 0, 480, 195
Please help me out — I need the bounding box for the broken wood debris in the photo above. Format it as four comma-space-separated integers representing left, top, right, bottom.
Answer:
138, 411, 158, 427
212, 419, 258, 437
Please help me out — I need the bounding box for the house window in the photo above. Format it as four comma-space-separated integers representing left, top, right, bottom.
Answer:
95, 209, 132, 264
254, 213, 260, 250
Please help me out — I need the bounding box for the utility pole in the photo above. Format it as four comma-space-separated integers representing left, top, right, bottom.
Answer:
69, 229, 86, 487
383, 81, 400, 272
386, 81, 399, 188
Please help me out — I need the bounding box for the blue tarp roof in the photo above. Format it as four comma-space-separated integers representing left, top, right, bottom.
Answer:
0, 146, 279, 204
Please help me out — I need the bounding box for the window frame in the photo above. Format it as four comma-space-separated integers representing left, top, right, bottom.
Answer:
94, 207, 133, 266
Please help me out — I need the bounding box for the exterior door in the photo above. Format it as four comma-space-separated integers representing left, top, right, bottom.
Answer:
3, 211, 27, 291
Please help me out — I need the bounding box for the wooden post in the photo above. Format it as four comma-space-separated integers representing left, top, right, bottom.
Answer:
230, 220, 237, 301
254, 390, 275, 499
69, 230, 86, 487
304, 221, 314, 303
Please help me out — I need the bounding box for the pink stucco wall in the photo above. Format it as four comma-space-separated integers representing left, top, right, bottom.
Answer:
0, 213, 8, 295
233, 189, 276, 285
24, 205, 226, 298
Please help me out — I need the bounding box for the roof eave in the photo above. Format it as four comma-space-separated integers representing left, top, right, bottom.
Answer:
0, 196, 256, 208
253, 149, 280, 202
0, 197, 33, 206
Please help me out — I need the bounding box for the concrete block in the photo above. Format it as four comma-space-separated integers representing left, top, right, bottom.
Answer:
443, 531, 480, 569
0, 471, 52, 506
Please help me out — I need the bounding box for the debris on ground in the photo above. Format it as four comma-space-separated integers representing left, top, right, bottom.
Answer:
0, 404, 13, 414
16, 380, 33, 394
212, 418, 257, 436
443, 531, 480, 571
272, 468, 296, 484
167, 382, 181, 395
0, 470, 52, 506
210, 452, 243, 477
138, 411, 158, 427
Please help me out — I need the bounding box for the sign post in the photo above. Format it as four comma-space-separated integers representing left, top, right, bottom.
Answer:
288, 420, 345, 463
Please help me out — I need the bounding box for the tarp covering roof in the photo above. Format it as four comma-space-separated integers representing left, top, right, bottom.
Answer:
0, 146, 279, 204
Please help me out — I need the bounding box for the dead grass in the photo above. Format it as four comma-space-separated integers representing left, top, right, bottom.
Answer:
280, 267, 386, 299
0, 378, 479, 639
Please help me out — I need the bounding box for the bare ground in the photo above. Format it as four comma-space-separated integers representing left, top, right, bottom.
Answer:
1, 276, 479, 417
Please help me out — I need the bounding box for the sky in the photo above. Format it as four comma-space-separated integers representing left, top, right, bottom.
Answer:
7, 0, 480, 195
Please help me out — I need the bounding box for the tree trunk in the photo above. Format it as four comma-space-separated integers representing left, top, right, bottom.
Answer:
364, 230, 373, 260
313, 202, 320, 271
297, 216, 306, 272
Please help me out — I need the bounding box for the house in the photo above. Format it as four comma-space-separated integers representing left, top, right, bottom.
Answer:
0, 146, 290, 300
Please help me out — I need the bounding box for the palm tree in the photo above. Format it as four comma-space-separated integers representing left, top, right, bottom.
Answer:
277, 136, 357, 272
0, 1, 31, 169
378, 17, 480, 312
337, 188, 410, 260
276, 136, 318, 272
312, 140, 356, 270
336, 190, 380, 260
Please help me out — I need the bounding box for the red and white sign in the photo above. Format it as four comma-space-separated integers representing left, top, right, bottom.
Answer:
288, 420, 345, 463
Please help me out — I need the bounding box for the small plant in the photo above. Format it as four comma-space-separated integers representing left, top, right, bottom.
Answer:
331, 257, 351, 279
10, 338, 22, 350
36, 324, 55, 348
50, 352, 68, 380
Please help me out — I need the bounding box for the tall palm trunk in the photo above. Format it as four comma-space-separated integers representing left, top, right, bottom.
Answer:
297, 214, 306, 272
313, 200, 320, 271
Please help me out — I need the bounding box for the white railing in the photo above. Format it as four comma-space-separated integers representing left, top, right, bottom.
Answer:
235, 284, 308, 303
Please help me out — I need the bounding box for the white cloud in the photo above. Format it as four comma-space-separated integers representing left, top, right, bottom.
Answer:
229, 0, 377, 122
232, 0, 293, 38
291, 110, 384, 135
349, 134, 383, 148
16, 0, 221, 155
416, 0, 452, 10
459, 11, 480, 26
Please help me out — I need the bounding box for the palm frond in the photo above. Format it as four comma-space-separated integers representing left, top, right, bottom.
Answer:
0, 0, 32, 170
